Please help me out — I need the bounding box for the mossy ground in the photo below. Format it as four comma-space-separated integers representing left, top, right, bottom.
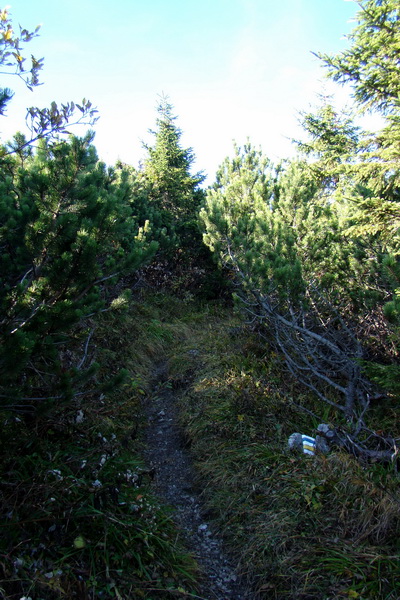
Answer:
1, 289, 399, 599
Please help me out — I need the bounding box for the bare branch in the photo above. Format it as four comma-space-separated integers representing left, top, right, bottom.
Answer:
77, 327, 95, 370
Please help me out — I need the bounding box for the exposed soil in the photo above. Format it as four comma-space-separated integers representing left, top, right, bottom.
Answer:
143, 361, 252, 600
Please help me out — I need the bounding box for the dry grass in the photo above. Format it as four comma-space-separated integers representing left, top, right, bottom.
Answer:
165, 301, 400, 600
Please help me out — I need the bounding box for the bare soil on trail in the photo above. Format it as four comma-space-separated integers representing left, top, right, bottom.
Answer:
143, 361, 252, 600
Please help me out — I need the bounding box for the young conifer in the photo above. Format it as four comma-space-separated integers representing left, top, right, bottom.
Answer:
142, 96, 205, 254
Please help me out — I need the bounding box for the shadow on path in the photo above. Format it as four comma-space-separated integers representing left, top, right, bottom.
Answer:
143, 361, 251, 600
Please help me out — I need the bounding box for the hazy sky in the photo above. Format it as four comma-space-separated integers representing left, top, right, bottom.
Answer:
1, 1, 363, 182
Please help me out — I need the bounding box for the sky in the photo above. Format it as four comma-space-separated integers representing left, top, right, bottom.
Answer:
1, 0, 369, 183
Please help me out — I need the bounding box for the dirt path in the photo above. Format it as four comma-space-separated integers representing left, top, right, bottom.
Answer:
143, 361, 251, 600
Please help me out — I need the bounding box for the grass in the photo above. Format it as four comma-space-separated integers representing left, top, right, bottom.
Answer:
0, 292, 200, 600
162, 296, 400, 600
1, 287, 399, 599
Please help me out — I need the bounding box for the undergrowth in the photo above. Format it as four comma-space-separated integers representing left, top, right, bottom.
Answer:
0, 293, 200, 600
164, 300, 400, 600
2, 288, 399, 599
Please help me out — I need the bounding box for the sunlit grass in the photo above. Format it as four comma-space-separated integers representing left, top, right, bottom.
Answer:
164, 296, 400, 600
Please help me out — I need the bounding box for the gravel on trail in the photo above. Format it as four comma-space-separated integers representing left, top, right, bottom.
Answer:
143, 361, 252, 600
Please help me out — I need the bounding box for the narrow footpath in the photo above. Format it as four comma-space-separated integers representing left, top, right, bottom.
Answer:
143, 361, 251, 600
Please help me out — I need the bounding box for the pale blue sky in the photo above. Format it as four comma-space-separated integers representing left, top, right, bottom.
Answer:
1, 1, 363, 182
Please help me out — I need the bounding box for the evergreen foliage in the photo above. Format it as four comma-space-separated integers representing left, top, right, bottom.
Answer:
318, 0, 400, 115
0, 10, 161, 414
142, 96, 205, 254
0, 133, 157, 412
296, 102, 361, 189
200, 125, 398, 459
200, 0, 400, 460
1, 2, 400, 598
136, 97, 223, 298
314, 0, 400, 397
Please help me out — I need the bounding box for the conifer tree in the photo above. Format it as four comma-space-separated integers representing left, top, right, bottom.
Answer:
200, 141, 278, 294
0, 9, 157, 413
201, 141, 395, 459
0, 133, 157, 412
142, 96, 205, 253
201, 144, 348, 306
297, 102, 361, 190
314, 0, 400, 395
318, 0, 400, 115
314, 0, 400, 249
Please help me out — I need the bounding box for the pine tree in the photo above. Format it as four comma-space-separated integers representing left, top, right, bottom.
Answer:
0, 133, 157, 412
0, 9, 159, 413
200, 141, 277, 292
201, 142, 396, 458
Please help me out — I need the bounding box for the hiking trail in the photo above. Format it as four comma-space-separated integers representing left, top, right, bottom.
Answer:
143, 360, 252, 600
